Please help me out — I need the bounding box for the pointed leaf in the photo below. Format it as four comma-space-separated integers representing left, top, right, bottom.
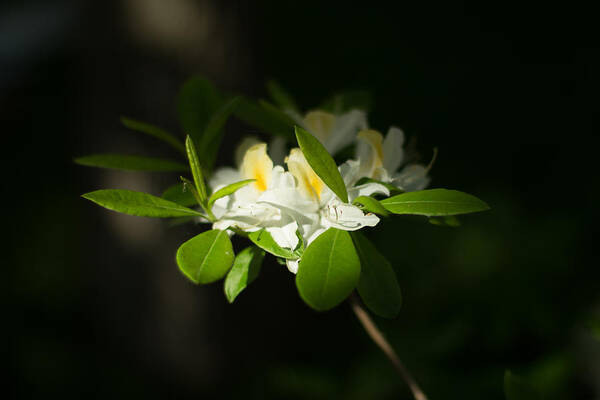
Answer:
266, 80, 299, 113
351, 232, 402, 318
162, 183, 196, 207
224, 246, 264, 303
296, 228, 360, 311
198, 96, 242, 171
208, 179, 255, 207
381, 189, 490, 216
177, 75, 222, 145
185, 136, 207, 201
295, 126, 348, 202
248, 229, 298, 259
75, 154, 187, 172
504, 371, 542, 400
352, 196, 390, 216
234, 97, 295, 139
120, 117, 185, 154
82, 189, 203, 217
176, 229, 234, 284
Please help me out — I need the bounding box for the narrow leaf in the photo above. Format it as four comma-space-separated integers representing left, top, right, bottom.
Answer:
224, 246, 264, 303
177, 75, 222, 145
82, 189, 203, 217
185, 136, 207, 201
353, 196, 390, 216
198, 96, 242, 171
504, 371, 542, 400
75, 154, 187, 172
176, 229, 234, 284
296, 228, 360, 311
351, 232, 402, 318
120, 117, 185, 154
162, 183, 196, 207
234, 97, 295, 139
295, 126, 348, 202
266, 80, 299, 113
208, 179, 255, 207
248, 230, 298, 259
381, 189, 490, 217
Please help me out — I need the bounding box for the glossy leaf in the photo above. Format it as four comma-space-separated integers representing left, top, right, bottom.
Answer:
296, 229, 360, 311
161, 183, 196, 207
266, 80, 299, 113
352, 196, 390, 216
234, 97, 295, 139
185, 136, 207, 201
82, 189, 203, 217
177, 75, 222, 145
295, 126, 348, 202
429, 215, 461, 227
504, 371, 542, 400
199, 96, 241, 171
120, 117, 185, 154
351, 232, 402, 318
208, 179, 255, 207
74, 154, 187, 172
248, 229, 298, 259
176, 229, 234, 284
224, 246, 264, 303
381, 189, 490, 216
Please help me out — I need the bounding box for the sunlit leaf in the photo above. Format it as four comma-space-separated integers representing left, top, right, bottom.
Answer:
248, 229, 298, 259
185, 136, 207, 201
355, 177, 402, 195
74, 154, 187, 172
296, 229, 360, 311
120, 116, 185, 154
295, 126, 348, 202
161, 183, 196, 207
82, 189, 203, 217
224, 246, 264, 303
381, 189, 490, 216
208, 179, 255, 207
352, 196, 390, 216
176, 229, 234, 284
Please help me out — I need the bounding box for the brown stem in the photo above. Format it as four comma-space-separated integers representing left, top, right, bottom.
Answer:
349, 294, 428, 400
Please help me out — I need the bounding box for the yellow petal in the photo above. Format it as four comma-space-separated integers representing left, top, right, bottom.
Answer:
240, 143, 273, 192
285, 148, 324, 201
304, 110, 336, 143
357, 129, 384, 174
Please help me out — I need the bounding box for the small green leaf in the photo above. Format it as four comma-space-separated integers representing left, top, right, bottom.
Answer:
234, 97, 295, 139
176, 229, 234, 284
120, 117, 185, 154
208, 179, 255, 207
295, 126, 348, 202
224, 246, 265, 303
161, 183, 197, 207
82, 189, 203, 217
381, 189, 490, 217
504, 371, 542, 400
177, 75, 222, 145
428, 215, 461, 227
199, 96, 242, 171
352, 196, 390, 216
351, 232, 402, 318
296, 229, 360, 311
355, 177, 402, 195
248, 230, 298, 259
185, 136, 207, 201
320, 90, 372, 113
266, 80, 299, 113
74, 154, 187, 172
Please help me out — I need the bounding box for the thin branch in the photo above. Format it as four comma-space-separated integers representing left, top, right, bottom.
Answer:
349, 294, 428, 400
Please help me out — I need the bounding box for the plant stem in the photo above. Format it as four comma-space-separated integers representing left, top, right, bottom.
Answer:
349, 294, 428, 400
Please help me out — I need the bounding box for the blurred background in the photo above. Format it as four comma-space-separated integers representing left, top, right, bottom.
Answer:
4, 1, 598, 399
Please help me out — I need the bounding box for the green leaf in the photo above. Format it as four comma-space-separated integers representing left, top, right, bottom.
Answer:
381, 189, 490, 217
208, 179, 255, 207
352, 196, 390, 216
74, 154, 187, 172
224, 246, 265, 303
355, 177, 402, 195
234, 96, 295, 139
120, 117, 185, 154
176, 229, 234, 284
82, 189, 203, 217
266, 80, 299, 113
428, 215, 461, 227
296, 229, 360, 311
320, 90, 372, 113
185, 136, 207, 201
351, 232, 402, 318
248, 230, 298, 259
295, 126, 348, 202
198, 96, 242, 171
504, 371, 542, 400
161, 183, 197, 207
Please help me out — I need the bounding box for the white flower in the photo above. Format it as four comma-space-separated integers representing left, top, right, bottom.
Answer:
287, 109, 368, 155
356, 127, 430, 191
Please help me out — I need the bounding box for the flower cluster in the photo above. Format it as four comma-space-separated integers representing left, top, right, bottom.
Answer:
207, 109, 430, 273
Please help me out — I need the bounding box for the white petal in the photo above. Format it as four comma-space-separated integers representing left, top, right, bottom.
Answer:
234, 136, 260, 168
209, 167, 241, 191
240, 143, 273, 192
348, 182, 390, 202
393, 164, 430, 192
323, 200, 380, 231
327, 109, 368, 155
266, 218, 299, 251
356, 129, 384, 179
382, 126, 405, 173
286, 259, 299, 274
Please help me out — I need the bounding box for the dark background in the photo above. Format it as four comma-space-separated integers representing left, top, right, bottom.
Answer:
4, 1, 598, 399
